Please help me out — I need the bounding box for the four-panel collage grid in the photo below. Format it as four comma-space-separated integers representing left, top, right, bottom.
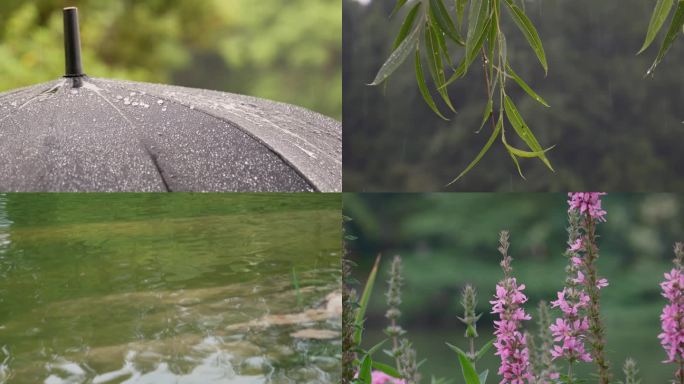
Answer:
0, 1, 682, 383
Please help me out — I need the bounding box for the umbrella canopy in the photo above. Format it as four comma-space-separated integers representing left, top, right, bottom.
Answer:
0, 8, 341, 192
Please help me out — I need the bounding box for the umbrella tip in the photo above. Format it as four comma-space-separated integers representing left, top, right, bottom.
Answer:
63, 7, 85, 79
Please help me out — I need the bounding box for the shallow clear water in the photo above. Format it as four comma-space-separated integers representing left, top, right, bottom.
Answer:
0, 194, 341, 384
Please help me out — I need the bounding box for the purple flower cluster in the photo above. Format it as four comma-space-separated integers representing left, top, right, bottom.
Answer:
491, 277, 534, 384
659, 267, 684, 364
568, 192, 607, 222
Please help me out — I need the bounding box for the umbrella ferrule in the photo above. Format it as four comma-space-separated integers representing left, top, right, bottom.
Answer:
63, 7, 85, 78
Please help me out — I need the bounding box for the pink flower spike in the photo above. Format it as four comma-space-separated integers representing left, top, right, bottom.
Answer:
568, 192, 607, 222
571, 256, 583, 266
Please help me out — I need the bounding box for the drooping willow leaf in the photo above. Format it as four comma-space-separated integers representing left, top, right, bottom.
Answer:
638, 0, 674, 54
390, 0, 410, 18
505, 64, 550, 107
370, 24, 421, 85
415, 48, 449, 120
425, 23, 456, 112
392, 2, 422, 50
503, 95, 554, 171
646, 0, 684, 74
429, 0, 464, 45
447, 116, 502, 185
503, 0, 548, 74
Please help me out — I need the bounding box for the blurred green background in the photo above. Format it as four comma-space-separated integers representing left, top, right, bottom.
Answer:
344, 193, 683, 382
343, 0, 684, 191
0, 0, 341, 119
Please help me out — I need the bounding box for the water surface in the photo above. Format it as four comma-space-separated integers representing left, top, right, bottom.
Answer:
0, 193, 341, 383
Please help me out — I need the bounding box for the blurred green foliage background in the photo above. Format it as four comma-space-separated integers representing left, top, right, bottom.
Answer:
343, 0, 684, 191
345, 193, 683, 382
0, 0, 341, 119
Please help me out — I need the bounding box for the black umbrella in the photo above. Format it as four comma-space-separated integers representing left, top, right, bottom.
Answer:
0, 8, 341, 192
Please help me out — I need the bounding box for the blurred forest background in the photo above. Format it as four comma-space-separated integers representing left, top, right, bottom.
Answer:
345, 193, 684, 382
0, 0, 341, 119
343, 0, 684, 191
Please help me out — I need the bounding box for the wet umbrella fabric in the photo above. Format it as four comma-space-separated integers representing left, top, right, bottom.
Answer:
0, 78, 341, 192
0, 7, 341, 192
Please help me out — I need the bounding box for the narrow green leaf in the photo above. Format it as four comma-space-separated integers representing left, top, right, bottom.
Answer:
503, 133, 555, 158
354, 254, 382, 344
457, 351, 481, 384
430, 0, 465, 45
503, 96, 554, 171
390, 0, 409, 19
371, 361, 402, 378
392, 3, 422, 51
456, 0, 467, 29
465, 0, 490, 72
647, 0, 684, 74
359, 355, 373, 384
506, 64, 550, 107
478, 370, 489, 384
503, 0, 548, 74
474, 338, 495, 362
508, 151, 525, 179
638, 0, 674, 54
415, 48, 449, 120
445, 342, 468, 357
476, 99, 493, 133
425, 24, 456, 112
367, 339, 388, 356
446, 116, 502, 185
370, 25, 421, 85
443, 16, 491, 89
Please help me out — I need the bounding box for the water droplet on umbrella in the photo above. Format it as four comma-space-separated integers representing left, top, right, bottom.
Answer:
130, 92, 137, 97
161, 107, 167, 112
157, 100, 164, 105
116, 95, 123, 100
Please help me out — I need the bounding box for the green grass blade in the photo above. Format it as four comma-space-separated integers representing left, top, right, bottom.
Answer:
353, 254, 382, 344
446, 116, 501, 185
370, 25, 421, 85
503, 0, 548, 74
415, 48, 449, 120
457, 350, 481, 384
506, 64, 550, 107
647, 0, 684, 74
638, 0, 674, 54
392, 3, 422, 51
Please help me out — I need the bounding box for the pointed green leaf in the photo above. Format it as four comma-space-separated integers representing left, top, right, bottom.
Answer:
415, 48, 449, 120
456, 0, 467, 29
371, 361, 402, 378
638, 0, 674, 54
359, 355, 373, 383
503, 0, 548, 74
503, 96, 554, 171
392, 3, 422, 51
367, 339, 388, 356
508, 151, 525, 179
390, 0, 409, 18
445, 342, 468, 357
457, 350, 481, 384
647, 0, 684, 74
475, 338, 495, 362
446, 116, 502, 185
370, 25, 421, 85
476, 99, 493, 133
506, 64, 550, 107
430, 0, 465, 45
478, 370, 489, 384
503, 133, 555, 158
465, 0, 490, 72
354, 254, 382, 344
425, 24, 456, 112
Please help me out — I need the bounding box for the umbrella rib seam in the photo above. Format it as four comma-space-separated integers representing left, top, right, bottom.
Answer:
113, 83, 321, 192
